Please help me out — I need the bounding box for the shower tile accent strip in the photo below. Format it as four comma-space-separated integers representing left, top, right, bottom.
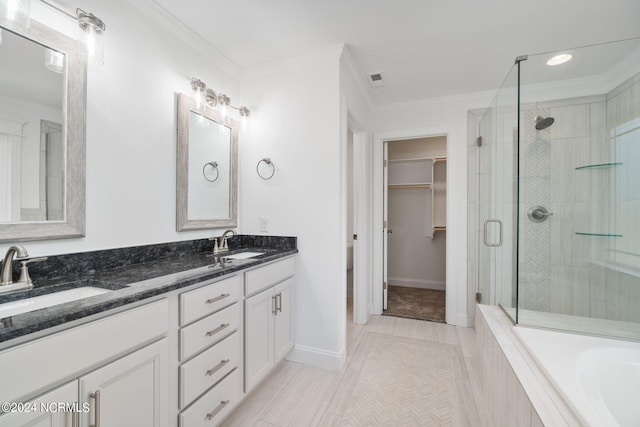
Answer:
476, 305, 581, 426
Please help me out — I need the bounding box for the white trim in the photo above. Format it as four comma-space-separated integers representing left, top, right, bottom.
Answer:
340, 47, 375, 109
372, 126, 465, 326
126, 0, 240, 77
0, 116, 26, 136
286, 344, 345, 372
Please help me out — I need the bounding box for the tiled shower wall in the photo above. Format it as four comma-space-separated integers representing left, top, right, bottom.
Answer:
519, 96, 605, 315
590, 71, 640, 323
520, 72, 640, 322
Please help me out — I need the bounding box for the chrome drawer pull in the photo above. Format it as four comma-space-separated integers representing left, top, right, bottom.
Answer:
276, 292, 282, 313
206, 359, 231, 376
206, 293, 230, 304
89, 390, 101, 427
206, 400, 230, 421
272, 295, 277, 315
206, 323, 230, 337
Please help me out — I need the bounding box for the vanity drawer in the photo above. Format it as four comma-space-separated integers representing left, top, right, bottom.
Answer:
180, 302, 241, 361
180, 275, 241, 326
245, 257, 295, 296
179, 368, 242, 427
179, 331, 241, 408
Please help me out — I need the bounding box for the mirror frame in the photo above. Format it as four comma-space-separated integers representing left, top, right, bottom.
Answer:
0, 17, 87, 242
176, 93, 238, 231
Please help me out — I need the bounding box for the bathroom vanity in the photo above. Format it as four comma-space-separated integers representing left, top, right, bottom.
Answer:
0, 236, 297, 426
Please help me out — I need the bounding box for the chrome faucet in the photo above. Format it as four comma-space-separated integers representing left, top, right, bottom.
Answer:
213, 229, 236, 254
1, 245, 29, 285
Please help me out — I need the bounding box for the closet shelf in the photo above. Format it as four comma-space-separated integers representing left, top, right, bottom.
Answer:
389, 157, 434, 163
575, 162, 622, 170
433, 226, 446, 232
388, 183, 431, 189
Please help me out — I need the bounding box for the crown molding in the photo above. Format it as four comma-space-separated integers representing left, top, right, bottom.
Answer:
339, 45, 375, 109
126, 0, 240, 77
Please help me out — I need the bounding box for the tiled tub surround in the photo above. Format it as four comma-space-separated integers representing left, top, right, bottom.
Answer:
476, 304, 582, 426
0, 235, 297, 345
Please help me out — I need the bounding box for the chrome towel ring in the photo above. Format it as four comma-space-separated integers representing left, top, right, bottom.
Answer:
203, 161, 219, 182
256, 158, 275, 180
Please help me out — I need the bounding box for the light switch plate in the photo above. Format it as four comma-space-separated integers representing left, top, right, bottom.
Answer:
260, 217, 269, 232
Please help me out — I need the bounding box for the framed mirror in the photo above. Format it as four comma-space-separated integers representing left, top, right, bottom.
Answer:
0, 17, 87, 242
176, 93, 238, 231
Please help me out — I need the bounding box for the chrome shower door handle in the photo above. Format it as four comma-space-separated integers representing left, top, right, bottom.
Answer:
483, 219, 503, 247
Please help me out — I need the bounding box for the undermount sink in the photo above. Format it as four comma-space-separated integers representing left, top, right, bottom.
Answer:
0, 286, 112, 318
223, 251, 265, 260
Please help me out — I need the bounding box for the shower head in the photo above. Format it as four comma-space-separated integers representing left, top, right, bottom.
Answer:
534, 115, 555, 130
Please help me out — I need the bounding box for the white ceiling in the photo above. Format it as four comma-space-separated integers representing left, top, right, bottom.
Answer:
155, 0, 640, 105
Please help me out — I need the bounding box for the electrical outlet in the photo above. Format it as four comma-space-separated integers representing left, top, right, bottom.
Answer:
260, 217, 269, 233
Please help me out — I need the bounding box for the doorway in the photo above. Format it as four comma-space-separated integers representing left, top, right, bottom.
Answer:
383, 136, 447, 322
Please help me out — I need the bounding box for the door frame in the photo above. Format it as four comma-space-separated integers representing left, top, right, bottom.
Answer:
348, 113, 370, 325
372, 127, 457, 325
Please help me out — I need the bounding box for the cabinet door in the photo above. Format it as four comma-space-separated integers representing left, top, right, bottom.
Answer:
273, 278, 294, 362
244, 287, 274, 392
0, 381, 77, 427
79, 338, 168, 427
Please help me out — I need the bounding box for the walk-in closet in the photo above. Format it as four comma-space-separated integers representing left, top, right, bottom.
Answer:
384, 136, 446, 321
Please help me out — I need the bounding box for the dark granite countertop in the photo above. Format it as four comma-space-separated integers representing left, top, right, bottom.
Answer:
0, 236, 297, 345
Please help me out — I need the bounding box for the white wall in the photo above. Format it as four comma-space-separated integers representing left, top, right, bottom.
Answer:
0, 0, 242, 257
239, 47, 346, 369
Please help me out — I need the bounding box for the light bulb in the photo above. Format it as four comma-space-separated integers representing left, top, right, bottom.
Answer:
2, 0, 31, 30
191, 78, 206, 110
239, 107, 250, 134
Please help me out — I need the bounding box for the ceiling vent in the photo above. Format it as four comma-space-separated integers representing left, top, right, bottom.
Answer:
368, 72, 384, 88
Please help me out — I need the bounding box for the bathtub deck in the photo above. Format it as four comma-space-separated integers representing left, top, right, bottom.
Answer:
503, 306, 640, 341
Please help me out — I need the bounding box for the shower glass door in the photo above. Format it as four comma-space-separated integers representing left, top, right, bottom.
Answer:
516, 38, 640, 339
478, 64, 519, 316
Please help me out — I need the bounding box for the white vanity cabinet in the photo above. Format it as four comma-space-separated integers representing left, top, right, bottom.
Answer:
177, 275, 243, 426
0, 381, 77, 427
0, 299, 169, 427
79, 338, 168, 427
244, 258, 295, 392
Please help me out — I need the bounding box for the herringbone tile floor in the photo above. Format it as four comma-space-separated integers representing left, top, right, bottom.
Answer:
222, 300, 486, 426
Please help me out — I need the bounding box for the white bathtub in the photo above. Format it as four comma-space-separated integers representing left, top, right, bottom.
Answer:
514, 327, 640, 427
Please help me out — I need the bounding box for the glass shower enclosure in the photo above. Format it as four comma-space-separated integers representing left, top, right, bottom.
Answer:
478, 37, 640, 340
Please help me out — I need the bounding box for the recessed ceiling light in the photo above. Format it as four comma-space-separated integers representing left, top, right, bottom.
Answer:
546, 53, 573, 66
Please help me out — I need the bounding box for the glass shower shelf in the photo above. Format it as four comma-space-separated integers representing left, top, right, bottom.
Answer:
575, 232, 622, 237
575, 162, 622, 170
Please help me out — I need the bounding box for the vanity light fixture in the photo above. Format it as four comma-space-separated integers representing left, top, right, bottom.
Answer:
191, 78, 206, 109
238, 106, 250, 133
14, 0, 107, 64
546, 53, 573, 66
190, 76, 251, 128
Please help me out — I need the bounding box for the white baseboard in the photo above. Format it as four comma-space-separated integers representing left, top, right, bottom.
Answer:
286, 344, 345, 371
388, 277, 446, 291
457, 313, 475, 327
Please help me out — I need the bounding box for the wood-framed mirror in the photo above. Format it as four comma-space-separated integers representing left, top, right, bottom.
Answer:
0, 17, 87, 242
176, 93, 238, 231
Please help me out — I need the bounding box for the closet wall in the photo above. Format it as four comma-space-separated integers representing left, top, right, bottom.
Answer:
387, 136, 446, 290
